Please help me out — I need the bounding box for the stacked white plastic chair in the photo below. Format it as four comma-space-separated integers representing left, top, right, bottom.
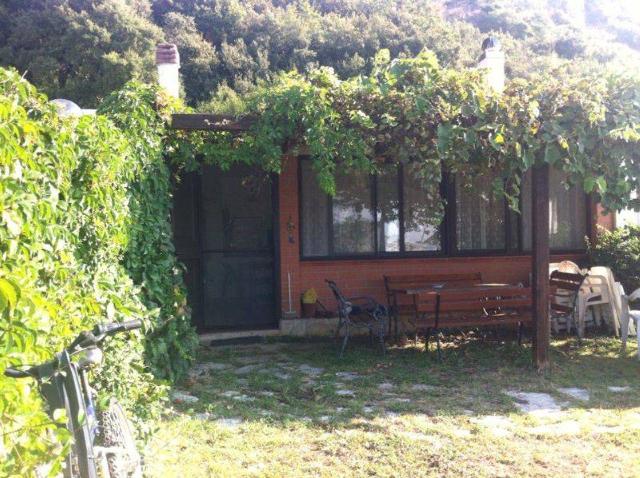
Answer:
618, 283, 640, 360
578, 267, 620, 337
548, 262, 620, 337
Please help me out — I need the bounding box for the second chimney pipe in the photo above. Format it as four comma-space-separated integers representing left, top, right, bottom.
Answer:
156, 43, 180, 98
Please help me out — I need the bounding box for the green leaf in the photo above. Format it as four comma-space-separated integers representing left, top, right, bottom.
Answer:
544, 143, 562, 164
0, 278, 19, 312
583, 177, 596, 193
53, 408, 67, 423
77, 409, 86, 426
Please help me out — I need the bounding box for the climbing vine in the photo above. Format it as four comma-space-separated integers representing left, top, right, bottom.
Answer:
0, 69, 196, 476
170, 49, 640, 221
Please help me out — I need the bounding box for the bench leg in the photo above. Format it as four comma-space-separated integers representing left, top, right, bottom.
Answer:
338, 321, 350, 358
424, 327, 431, 352
335, 318, 344, 344
394, 314, 399, 340
379, 322, 386, 356
435, 329, 442, 362
517, 322, 523, 346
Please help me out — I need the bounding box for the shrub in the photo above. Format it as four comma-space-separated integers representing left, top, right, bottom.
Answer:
0, 68, 196, 476
588, 225, 640, 293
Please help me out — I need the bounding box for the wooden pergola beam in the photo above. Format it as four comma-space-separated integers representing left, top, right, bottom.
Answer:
171, 113, 253, 132
532, 163, 550, 371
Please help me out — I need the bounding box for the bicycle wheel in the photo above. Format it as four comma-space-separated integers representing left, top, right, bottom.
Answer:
98, 402, 142, 478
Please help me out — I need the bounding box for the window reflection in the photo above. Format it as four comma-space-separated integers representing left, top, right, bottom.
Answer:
376, 166, 400, 252
404, 164, 441, 251
333, 170, 375, 254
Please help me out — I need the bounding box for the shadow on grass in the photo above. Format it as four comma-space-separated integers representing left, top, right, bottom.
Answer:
171, 334, 640, 431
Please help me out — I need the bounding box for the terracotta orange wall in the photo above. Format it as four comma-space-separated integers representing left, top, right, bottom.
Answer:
278, 156, 610, 317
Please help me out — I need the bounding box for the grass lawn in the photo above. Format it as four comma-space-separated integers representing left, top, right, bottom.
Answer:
144, 335, 640, 477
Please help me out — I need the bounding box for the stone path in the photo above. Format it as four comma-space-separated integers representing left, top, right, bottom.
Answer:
608, 386, 631, 393
335, 371, 360, 381
528, 420, 581, 436
557, 387, 590, 402
171, 390, 199, 404
504, 391, 561, 414
298, 364, 324, 376
234, 364, 260, 375
215, 417, 243, 428
472, 415, 513, 438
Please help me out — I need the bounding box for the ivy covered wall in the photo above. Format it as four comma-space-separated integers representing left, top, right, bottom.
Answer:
0, 68, 197, 476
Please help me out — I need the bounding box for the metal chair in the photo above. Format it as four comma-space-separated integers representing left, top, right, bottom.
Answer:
325, 280, 387, 357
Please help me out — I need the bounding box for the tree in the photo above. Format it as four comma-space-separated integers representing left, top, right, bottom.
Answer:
161, 12, 219, 105
0, 0, 163, 107
2, 0, 639, 106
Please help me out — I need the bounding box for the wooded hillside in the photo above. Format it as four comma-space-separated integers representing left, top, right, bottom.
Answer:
1, 0, 638, 108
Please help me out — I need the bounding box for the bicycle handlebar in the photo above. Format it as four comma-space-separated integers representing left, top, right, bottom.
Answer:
4, 367, 31, 378
4, 320, 143, 379
94, 319, 143, 337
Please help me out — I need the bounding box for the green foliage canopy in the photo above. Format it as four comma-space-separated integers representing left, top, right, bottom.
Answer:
172, 49, 640, 223
589, 225, 640, 293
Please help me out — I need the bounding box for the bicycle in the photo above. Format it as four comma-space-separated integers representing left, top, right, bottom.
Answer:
5, 320, 144, 478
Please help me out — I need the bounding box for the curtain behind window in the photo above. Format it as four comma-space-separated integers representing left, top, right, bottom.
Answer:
300, 160, 329, 257
376, 165, 400, 252
456, 173, 506, 251
521, 169, 587, 250
403, 164, 441, 251
333, 169, 375, 254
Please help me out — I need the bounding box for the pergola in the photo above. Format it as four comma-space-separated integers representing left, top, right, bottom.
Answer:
171, 113, 554, 371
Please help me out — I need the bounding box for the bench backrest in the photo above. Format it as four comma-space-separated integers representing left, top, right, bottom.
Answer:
384, 272, 482, 294
416, 286, 532, 315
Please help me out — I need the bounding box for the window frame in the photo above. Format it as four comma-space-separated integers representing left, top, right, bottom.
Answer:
298, 157, 592, 261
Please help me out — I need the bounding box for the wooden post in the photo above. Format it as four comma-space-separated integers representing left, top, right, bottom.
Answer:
532, 163, 550, 371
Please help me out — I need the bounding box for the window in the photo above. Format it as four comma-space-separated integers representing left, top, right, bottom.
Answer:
299, 159, 443, 257
332, 170, 375, 254
404, 164, 441, 251
455, 173, 506, 251
521, 169, 588, 250
299, 157, 590, 259
376, 165, 400, 252
300, 160, 329, 257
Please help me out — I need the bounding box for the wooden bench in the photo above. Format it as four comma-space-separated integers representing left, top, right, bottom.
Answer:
415, 285, 533, 359
383, 272, 483, 338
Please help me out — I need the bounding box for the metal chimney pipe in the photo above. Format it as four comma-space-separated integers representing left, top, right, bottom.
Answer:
155, 43, 180, 98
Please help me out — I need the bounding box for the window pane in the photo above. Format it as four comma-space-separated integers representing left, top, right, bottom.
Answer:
403, 164, 441, 251
521, 169, 587, 250
376, 165, 400, 252
333, 169, 375, 254
300, 160, 329, 257
456, 173, 506, 250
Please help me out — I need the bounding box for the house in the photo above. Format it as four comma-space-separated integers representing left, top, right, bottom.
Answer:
160, 42, 614, 338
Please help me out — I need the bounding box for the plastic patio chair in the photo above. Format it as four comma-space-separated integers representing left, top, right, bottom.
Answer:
325, 280, 387, 357
577, 274, 616, 337
618, 283, 640, 360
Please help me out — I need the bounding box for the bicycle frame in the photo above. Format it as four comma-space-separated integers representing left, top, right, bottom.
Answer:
6, 320, 142, 478
39, 350, 98, 478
